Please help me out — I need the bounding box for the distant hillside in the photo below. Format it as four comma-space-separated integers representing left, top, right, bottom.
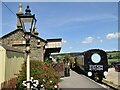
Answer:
106, 51, 120, 53
53, 51, 120, 57
52, 52, 82, 58
107, 51, 120, 59
52, 51, 120, 64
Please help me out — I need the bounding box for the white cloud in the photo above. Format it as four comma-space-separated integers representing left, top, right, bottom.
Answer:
99, 40, 103, 42
62, 39, 67, 44
106, 32, 120, 39
81, 36, 103, 44
97, 37, 103, 43
69, 47, 73, 49
81, 36, 94, 44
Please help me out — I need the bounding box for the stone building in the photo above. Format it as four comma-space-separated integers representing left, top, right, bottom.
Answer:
1, 4, 62, 61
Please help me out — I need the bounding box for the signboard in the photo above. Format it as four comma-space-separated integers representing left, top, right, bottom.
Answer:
89, 65, 103, 71
12, 41, 26, 45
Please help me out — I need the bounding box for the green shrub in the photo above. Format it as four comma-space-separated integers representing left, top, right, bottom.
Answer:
16, 60, 60, 90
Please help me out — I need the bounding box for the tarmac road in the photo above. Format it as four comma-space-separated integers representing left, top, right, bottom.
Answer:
59, 70, 111, 89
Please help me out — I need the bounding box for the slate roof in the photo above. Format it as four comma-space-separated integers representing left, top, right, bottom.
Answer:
1, 29, 47, 43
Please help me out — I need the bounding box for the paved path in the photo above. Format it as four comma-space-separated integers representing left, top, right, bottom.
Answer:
59, 70, 106, 89
103, 67, 120, 89
104, 68, 120, 85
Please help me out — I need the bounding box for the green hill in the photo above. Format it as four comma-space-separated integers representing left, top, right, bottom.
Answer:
52, 51, 120, 65
107, 51, 120, 64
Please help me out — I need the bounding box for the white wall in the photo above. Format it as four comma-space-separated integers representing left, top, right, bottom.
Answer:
0, 45, 24, 89
0, 46, 6, 89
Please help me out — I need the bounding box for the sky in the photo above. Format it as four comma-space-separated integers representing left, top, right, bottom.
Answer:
1, 2, 119, 53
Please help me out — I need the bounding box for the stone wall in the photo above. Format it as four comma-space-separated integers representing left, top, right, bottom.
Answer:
1, 29, 46, 61
2, 29, 25, 51
30, 37, 46, 61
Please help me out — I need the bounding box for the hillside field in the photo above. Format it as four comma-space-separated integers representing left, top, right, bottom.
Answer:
52, 51, 120, 65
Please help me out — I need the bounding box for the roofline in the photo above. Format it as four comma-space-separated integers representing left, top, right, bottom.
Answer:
46, 38, 62, 40
1, 29, 47, 43
31, 34, 47, 43
46, 38, 62, 42
1, 29, 23, 39
2, 45, 24, 53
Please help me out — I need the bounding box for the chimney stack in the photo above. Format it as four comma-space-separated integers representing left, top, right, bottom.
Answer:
33, 26, 39, 36
16, 3, 23, 29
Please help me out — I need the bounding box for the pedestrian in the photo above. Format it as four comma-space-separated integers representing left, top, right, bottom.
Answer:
64, 58, 70, 77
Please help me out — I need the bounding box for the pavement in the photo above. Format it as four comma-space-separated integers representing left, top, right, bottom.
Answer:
103, 67, 120, 89
59, 69, 107, 89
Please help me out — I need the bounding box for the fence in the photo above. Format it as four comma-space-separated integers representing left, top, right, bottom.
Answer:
0, 45, 24, 89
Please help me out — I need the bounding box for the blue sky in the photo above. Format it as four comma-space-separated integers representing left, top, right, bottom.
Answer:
2, 2, 119, 53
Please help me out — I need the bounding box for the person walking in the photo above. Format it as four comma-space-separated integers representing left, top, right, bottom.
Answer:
64, 58, 70, 77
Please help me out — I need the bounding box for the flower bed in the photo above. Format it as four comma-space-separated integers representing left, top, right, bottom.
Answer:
16, 60, 60, 90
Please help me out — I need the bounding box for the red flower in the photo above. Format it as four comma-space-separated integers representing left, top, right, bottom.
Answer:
47, 76, 50, 79
38, 65, 40, 68
40, 74, 43, 76
56, 83, 59, 88
44, 85, 46, 88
